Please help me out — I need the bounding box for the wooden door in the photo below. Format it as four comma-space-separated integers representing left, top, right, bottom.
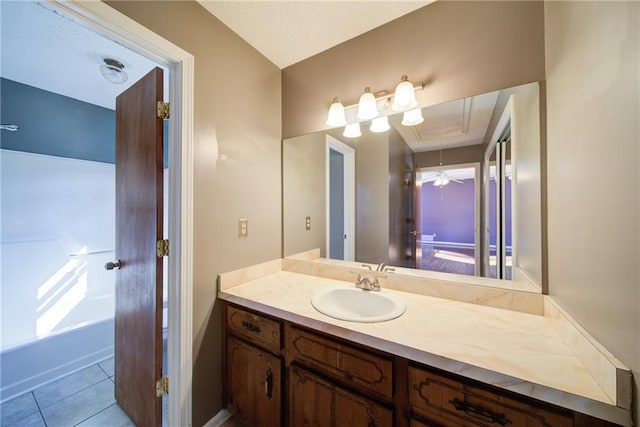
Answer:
227, 337, 281, 427
114, 67, 164, 427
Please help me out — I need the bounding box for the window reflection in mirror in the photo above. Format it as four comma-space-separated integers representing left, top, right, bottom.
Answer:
283, 82, 542, 293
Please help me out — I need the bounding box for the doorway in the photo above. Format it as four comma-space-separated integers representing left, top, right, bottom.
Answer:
415, 164, 480, 276
14, 2, 194, 426
326, 135, 355, 261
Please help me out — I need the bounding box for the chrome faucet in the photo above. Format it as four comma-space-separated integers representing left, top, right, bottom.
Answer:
355, 264, 381, 291
355, 273, 381, 291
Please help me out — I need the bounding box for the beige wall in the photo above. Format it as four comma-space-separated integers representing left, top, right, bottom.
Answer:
511, 83, 542, 287
388, 128, 413, 267
545, 0, 639, 419
356, 133, 389, 264
282, 1, 545, 138
106, 2, 282, 425
283, 133, 326, 257
414, 145, 483, 169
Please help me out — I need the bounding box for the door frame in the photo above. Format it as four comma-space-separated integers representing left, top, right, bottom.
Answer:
42, 2, 194, 426
415, 162, 481, 275
325, 135, 355, 261
484, 96, 513, 279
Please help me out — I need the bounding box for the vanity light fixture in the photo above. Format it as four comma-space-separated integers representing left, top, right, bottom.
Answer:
391, 75, 419, 111
370, 116, 390, 133
357, 87, 379, 120
326, 75, 424, 134
401, 108, 424, 126
343, 122, 361, 138
326, 97, 347, 127
100, 58, 128, 84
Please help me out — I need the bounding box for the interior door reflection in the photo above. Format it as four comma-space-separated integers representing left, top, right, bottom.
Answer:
416, 165, 479, 276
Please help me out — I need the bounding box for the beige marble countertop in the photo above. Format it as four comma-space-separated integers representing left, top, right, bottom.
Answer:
218, 263, 631, 425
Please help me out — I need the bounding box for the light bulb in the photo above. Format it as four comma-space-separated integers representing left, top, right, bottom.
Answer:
391, 75, 418, 111
343, 123, 361, 138
401, 108, 424, 126
370, 116, 390, 133
326, 97, 347, 127
357, 87, 378, 120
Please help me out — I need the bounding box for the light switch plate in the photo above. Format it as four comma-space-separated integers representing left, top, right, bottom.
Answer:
239, 219, 248, 238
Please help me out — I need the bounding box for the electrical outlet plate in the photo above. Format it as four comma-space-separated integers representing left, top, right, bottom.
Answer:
239, 219, 248, 238
305, 216, 311, 231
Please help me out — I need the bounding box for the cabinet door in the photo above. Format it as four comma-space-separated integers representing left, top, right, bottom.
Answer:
227, 336, 281, 427
289, 367, 393, 427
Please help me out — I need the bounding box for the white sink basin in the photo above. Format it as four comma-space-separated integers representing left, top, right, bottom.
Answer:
311, 286, 406, 323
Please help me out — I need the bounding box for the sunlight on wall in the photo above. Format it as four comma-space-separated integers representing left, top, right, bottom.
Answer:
36, 262, 88, 337
37, 256, 82, 300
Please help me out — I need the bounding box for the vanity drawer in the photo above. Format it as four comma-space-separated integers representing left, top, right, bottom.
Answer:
287, 326, 393, 400
409, 366, 573, 427
226, 305, 281, 354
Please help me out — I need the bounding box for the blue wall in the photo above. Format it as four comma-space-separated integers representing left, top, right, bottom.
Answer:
0, 78, 168, 166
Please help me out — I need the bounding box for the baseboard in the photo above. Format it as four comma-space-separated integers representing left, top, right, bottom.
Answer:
203, 409, 232, 427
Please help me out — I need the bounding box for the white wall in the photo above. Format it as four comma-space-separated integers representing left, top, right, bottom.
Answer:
1, 150, 115, 350
544, 1, 639, 418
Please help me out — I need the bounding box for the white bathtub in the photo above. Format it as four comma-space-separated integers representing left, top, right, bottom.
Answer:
0, 317, 114, 403
0, 150, 168, 402
0, 240, 116, 402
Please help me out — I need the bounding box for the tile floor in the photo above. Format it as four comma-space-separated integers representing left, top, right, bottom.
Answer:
0, 357, 159, 427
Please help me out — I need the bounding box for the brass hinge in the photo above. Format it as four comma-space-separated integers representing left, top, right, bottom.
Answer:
156, 239, 169, 257
157, 101, 170, 120
156, 376, 169, 397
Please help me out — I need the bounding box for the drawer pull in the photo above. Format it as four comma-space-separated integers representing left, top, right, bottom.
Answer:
241, 320, 262, 333
264, 367, 273, 399
449, 398, 509, 425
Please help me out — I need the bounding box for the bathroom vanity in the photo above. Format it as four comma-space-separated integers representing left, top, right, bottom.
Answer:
218, 257, 632, 426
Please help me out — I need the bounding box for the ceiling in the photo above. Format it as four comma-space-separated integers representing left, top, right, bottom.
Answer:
197, 1, 433, 69
0, 1, 165, 111
391, 90, 501, 152
1, 1, 432, 111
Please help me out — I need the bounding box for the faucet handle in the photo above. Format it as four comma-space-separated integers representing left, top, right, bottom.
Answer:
361, 264, 372, 270
383, 267, 395, 273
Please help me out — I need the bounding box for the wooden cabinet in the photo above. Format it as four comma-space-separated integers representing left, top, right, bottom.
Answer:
221, 302, 620, 427
287, 325, 394, 400
289, 366, 393, 427
223, 306, 283, 427
226, 336, 281, 427
409, 365, 572, 427
226, 304, 281, 353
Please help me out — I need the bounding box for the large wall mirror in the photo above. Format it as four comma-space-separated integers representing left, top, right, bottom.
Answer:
283, 82, 542, 293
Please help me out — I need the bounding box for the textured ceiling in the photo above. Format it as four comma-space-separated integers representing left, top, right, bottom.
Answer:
197, 1, 433, 69
0, 2, 164, 110
391, 90, 501, 152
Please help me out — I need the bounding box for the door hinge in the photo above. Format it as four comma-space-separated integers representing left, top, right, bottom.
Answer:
156, 239, 169, 257
156, 376, 169, 397
157, 101, 170, 120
